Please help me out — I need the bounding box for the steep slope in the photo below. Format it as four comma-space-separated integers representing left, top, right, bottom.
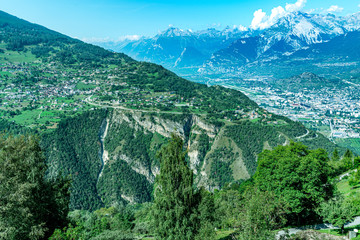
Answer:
0, 10, 340, 210
42, 107, 339, 210
290, 30, 360, 61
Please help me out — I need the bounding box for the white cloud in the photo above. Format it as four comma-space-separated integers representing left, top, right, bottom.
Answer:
251, 9, 267, 29
250, 0, 307, 30
118, 35, 142, 41
358, 4, 360, 8
233, 25, 248, 31
327, 5, 344, 13
285, 0, 307, 12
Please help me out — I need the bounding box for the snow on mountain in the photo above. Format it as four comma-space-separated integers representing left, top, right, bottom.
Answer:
344, 12, 360, 31
92, 11, 360, 77
263, 12, 346, 48
201, 11, 356, 73
94, 26, 249, 71
155, 27, 192, 38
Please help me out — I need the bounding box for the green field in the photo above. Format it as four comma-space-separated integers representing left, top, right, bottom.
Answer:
336, 170, 360, 197
0, 50, 37, 63
318, 228, 360, 239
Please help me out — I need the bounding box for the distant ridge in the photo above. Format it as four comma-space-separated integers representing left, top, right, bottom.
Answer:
93, 11, 360, 80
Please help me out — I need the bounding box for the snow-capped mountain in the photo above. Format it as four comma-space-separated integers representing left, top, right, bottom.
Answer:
92, 11, 360, 79
205, 12, 347, 67
93, 26, 248, 71
202, 11, 350, 73
344, 12, 360, 31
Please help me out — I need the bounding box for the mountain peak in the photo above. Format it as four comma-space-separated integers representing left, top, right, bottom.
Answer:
158, 27, 191, 37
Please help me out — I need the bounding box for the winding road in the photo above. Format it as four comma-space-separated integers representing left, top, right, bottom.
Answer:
84, 95, 206, 115
296, 129, 310, 139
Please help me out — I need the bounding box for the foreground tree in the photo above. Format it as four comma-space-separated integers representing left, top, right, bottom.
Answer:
349, 168, 360, 187
215, 189, 243, 229
152, 134, 215, 240
0, 135, 70, 240
317, 197, 357, 233
254, 142, 334, 224
237, 189, 288, 240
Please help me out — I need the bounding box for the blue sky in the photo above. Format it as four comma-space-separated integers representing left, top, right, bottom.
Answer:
0, 0, 359, 41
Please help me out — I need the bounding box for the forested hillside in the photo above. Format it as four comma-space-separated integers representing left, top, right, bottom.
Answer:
39, 107, 340, 210
0, 10, 342, 210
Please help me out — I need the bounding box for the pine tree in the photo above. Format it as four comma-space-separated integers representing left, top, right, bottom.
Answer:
194, 188, 216, 240
151, 134, 197, 240
0, 135, 70, 240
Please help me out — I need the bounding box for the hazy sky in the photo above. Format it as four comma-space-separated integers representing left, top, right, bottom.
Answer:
0, 0, 359, 41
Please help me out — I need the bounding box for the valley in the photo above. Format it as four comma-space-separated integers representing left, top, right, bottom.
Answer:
96, 11, 360, 155
1, 2, 360, 239
206, 73, 360, 154
0, 10, 340, 211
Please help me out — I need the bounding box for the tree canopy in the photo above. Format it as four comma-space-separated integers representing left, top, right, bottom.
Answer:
151, 134, 215, 240
0, 135, 70, 240
317, 197, 357, 233
253, 142, 334, 224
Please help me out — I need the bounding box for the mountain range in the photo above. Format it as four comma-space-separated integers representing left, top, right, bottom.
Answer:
93, 11, 360, 81
0, 10, 340, 210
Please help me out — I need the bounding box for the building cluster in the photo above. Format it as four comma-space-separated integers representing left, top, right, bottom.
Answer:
243, 84, 360, 139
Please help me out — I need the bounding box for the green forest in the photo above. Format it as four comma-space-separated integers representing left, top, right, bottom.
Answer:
1, 9, 360, 240
2, 133, 360, 240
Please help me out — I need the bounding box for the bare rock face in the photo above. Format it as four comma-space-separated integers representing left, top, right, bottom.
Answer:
99, 108, 295, 204
105, 109, 221, 182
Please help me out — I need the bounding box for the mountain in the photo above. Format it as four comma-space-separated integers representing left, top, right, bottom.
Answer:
95, 11, 360, 80
233, 29, 360, 80
290, 30, 360, 61
0, 10, 340, 210
344, 12, 360, 31
202, 12, 350, 75
94, 26, 248, 72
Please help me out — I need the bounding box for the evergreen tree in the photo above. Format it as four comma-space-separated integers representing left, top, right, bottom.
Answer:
152, 134, 215, 240
194, 188, 216, 240
215, 189, 243, 229
342, 149, 354, 170
0, 135, 70, 240
349, 168, 360, 187
343, 149, 353, 159
354, 157, 360, 169
152, 134, 195, 239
